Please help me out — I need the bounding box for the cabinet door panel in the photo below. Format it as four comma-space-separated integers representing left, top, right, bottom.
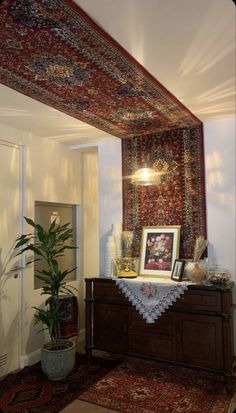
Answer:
176, 313, 223, 369
129, 332, 176, 360
93, 303, 128, 351
129, 308, 174, 333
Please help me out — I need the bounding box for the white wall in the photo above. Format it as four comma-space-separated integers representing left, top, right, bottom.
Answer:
82, 148, 99, 278
98, 139, 123, 275
204, 118, 235, 280
0, 124, 81, 365
75, 138, 122, 276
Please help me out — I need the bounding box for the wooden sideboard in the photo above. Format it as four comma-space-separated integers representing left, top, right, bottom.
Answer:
85, 278, 235, 391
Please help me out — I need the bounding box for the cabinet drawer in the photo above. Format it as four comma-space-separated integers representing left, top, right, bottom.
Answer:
129, 332, 176, 360
93, 303, 128, 351
94, 282, 128, 303
129, 308, 174, 334
173, 289, 222, 312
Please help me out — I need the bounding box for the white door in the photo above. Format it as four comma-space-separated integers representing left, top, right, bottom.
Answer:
0, 140, 22, 376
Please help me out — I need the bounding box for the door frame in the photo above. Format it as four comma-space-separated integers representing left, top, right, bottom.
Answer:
0, 139, 25, 371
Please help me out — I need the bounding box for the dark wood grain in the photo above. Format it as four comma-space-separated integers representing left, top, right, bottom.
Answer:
85, 278, 235, 392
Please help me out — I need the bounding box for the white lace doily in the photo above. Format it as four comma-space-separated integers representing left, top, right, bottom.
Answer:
112, 276, 191, 323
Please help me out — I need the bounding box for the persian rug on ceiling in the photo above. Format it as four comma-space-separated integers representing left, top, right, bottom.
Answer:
122, 125, 207, 258
0, 0, 201, 138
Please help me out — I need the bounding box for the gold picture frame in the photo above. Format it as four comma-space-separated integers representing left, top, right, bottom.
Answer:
139, 226, 181, 278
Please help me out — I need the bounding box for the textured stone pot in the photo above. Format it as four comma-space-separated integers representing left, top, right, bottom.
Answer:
41, 339, 76, 380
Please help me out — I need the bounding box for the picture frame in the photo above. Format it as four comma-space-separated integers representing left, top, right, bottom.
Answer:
171, 259, 186, 282
139, 226, 181, 277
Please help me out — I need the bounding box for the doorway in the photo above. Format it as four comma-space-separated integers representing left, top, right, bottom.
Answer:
0, 140, 22, 376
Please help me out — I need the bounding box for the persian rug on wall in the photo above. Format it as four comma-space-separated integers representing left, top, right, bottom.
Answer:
0, 0, 201, 138
122, 124, 207, 258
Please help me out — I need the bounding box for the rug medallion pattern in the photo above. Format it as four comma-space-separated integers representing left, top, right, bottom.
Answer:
0, 355, 233, 413
0, 0, 201, 138
0, 355, 118, 413
79, 357, 233, 413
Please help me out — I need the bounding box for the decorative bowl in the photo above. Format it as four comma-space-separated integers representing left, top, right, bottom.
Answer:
207, 268, 230, 284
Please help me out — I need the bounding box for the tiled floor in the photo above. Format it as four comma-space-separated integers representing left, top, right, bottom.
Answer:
60, 400, 118, 413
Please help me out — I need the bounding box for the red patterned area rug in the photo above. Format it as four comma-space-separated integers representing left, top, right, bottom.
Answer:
79, 357, 235, 413
0, 355, 234, 413
0, 354, 119, 413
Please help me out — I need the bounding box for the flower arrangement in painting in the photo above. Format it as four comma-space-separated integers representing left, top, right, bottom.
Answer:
145, 233, 173, 270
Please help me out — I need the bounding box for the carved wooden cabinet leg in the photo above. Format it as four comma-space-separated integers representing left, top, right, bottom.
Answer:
225, 374, 234, 395
85, 279, 93, 359
85, 346, 93, 359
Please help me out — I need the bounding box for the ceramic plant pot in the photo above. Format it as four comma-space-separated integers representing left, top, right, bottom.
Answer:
41, 339, 76, 381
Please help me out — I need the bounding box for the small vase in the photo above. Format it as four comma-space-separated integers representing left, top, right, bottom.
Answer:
185, 261, 206, 283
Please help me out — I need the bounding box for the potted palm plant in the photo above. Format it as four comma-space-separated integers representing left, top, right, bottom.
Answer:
14, 216, 78, 380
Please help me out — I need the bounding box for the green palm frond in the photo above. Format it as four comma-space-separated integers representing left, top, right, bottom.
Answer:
14, 216, 78, 347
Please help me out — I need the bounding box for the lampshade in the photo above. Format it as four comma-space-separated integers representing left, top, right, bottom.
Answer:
131, 167, 161, 186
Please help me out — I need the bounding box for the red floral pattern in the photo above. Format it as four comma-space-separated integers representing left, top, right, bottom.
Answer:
122, 125, 207, 258
79, 356, 232, 413
0, 355, 118, 413
0, 0, 201, 138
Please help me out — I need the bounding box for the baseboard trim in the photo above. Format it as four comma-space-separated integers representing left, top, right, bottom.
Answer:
20, 330, 85, 368
20, 349, 41, 368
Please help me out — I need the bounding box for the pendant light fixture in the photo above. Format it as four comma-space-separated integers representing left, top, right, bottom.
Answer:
131, 155, 170, 186
131, 167, 162, 186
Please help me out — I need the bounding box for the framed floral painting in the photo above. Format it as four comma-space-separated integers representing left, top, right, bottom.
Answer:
139, 226, 181, 277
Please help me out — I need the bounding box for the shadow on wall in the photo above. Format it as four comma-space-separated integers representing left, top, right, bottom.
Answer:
25, 308, 44, 359
0, 247, 21, 375
100, 231, 109, 276
206, 150, 235, 211
206, 243, 218, 268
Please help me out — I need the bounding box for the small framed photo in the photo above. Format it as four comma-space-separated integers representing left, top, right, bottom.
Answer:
171, 259, 186, 282
139, 226, 181, 278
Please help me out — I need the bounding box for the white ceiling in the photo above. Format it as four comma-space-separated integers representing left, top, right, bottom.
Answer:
0, 0, 235, 145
